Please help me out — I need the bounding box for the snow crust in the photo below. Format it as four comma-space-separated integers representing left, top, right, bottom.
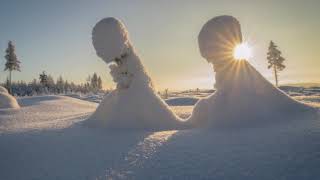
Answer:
189, 16, 316, 127
0, 86, 20, 109
88, 17, 181, 129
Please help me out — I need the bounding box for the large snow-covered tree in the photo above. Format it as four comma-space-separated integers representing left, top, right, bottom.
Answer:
4, 41, 21, 94
267, 41, 285, 87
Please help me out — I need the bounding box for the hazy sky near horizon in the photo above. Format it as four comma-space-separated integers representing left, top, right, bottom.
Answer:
0, 0, 319, 90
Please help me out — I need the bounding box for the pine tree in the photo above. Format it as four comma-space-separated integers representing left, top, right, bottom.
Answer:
56, 76, 64, 94
267, 41, 285, 87
47, 75, 55, 93
39, 71, 48, 87
4, 41, 21, 94
64, 80, 70, 93
97, 76, 102, 90
91, 73, 98, 91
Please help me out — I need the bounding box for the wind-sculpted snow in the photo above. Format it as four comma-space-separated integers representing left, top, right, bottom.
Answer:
0, 96, 96, 133
104, 130, 178, 179
87, 17, 182, 129
189, 16, 317, 127
198, 15, 242, 65
0, 95, 319, 179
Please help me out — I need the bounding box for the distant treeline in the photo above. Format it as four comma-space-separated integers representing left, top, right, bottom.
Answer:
1, 72, 106, 96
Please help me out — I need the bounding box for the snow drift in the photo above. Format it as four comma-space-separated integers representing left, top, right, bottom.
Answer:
0, 86, 20, 109
87, 17, 181, 129
189, 16, 316, 127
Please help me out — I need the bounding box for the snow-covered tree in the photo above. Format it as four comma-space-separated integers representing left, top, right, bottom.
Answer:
2, 72, 105, 96
91, 72, 98, 90
29, 78, 40, 95
97, 76, 102, 90
56, 76, 64, 94
190, 15, 313, 127
47, 75, 55, 93
39, 71, 49, 94
267, 41, 285, 87
4, 41, 21, 94
64, 80, 70, 93
88, 17, 180, 129
39, 71, 48, 86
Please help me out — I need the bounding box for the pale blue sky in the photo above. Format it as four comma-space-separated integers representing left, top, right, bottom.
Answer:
1, 0, 319, 90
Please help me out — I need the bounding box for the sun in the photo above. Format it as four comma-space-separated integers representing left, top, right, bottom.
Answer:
233, 42, 252, 60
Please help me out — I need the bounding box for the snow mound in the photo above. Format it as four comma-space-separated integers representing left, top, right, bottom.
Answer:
0, 86, 20, 109
189, 16, 316, 127
87, 17, 181, 129
0, 86, 8, 94
0, 95, 96, 133
0, 93, 20, 109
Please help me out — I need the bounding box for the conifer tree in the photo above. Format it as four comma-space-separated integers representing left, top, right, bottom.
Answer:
91, 73, 98, 90
56, 76, 64, 94
267, 41, 286, 86
97, 76, 102, 90
4, 41, 21, 94
39, 71, 48, 87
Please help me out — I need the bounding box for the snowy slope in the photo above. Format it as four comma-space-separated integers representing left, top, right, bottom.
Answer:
0, 96, 96, 133
124, 119, 320, 180
0, 95, 319, 180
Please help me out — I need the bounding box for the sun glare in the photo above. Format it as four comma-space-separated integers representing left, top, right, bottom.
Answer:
233, 42, 252, 60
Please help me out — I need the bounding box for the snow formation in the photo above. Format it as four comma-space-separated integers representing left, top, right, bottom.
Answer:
189, 16, 316, 127
0, 95, 319, 179
0, 86, 20, 109
0, 86, 8, 94
87, 17, 181, 129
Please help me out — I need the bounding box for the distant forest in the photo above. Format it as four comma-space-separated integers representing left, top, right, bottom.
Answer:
1, 72, 106, 96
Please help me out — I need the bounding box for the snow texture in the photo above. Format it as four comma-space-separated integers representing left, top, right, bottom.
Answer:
0, 86, 8, 94
189, 16, 317, 127
0, 96, 96, 133
87, 17, 181, 129
0, 86, 20, 109
0, 95, 319, 180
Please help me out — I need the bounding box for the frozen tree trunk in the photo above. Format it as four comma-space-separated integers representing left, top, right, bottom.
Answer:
9, 70, 12, 95
274, 66, 278, 87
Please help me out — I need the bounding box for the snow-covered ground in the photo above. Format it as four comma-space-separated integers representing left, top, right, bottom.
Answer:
0, 92, 319, 180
